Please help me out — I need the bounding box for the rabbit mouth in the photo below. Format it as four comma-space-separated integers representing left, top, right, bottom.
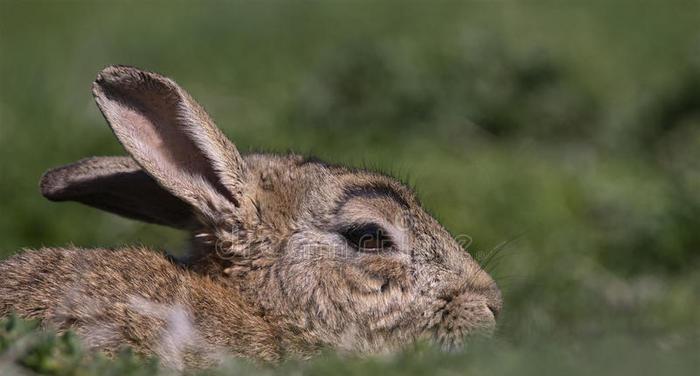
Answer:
428, 293, 498, 350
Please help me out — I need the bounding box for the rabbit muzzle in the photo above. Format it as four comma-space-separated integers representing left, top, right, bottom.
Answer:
430, 283, 502, 350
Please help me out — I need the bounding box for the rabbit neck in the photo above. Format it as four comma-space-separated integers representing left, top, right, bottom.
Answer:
181, 272, 281, 363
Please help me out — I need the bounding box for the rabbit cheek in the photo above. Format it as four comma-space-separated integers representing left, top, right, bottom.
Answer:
354, 256, 411, 295
344, 266, 387, 295
342, 258, 416, 335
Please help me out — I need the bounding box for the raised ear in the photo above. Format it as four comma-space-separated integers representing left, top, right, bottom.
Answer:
91, 65, 247, 224
40, 156, 196, 230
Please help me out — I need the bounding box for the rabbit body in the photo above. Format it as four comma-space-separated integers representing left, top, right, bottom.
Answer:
0, 247, 288, 368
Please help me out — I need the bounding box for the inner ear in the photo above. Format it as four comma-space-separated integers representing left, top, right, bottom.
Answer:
92, 65, 248, 221
97, 79, 236, 205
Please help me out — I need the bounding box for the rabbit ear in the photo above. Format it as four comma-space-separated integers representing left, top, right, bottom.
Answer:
91, 65, 247, 224
40, 156, 196, 229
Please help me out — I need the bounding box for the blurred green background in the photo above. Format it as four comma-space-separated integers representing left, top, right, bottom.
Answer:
1, 1, 699, 374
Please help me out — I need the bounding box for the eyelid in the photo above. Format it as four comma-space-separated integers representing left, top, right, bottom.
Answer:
338, 222, 395, 251
340, 222, 380, 232
337, 223, 383, 238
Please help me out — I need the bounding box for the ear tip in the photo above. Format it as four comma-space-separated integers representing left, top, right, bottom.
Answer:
39, 169, 68, 201
96, 64, 141, 78
38, 158, 90, 200
93, 65, 174, 98
94, 65, 138, 90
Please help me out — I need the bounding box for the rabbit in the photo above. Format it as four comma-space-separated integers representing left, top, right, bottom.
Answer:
0, 65, 502, 369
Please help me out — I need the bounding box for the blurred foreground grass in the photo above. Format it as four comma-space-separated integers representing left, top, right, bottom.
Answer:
2, 315, 699, 376
1, 1, 699, 374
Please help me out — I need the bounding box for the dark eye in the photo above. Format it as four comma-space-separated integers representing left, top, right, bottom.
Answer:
340, 223, 393, 252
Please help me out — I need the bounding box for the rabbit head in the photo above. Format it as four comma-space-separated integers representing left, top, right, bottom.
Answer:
40, 66, 501, 353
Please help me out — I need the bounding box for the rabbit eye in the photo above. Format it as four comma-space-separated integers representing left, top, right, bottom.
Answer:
341, 223, 393, 252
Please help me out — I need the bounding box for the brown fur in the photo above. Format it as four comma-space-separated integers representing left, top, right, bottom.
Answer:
0, 247, 283, 368
1, 66, 501, 369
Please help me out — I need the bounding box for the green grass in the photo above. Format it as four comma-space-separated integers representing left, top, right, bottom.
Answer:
1, 1, 699, 374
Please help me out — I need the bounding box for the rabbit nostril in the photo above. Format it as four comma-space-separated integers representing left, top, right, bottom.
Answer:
486, 302, 500, 319
380, 280, 390, 293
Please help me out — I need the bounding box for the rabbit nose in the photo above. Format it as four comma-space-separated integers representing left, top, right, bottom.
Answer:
463, 273, 501, 311
484, 283, 502, 319
473, 280, 502, 320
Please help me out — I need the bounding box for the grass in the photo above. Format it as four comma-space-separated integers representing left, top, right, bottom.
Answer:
1, 0, 699, 374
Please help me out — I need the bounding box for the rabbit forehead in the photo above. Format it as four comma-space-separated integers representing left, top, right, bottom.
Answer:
241, 153, 419, 224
